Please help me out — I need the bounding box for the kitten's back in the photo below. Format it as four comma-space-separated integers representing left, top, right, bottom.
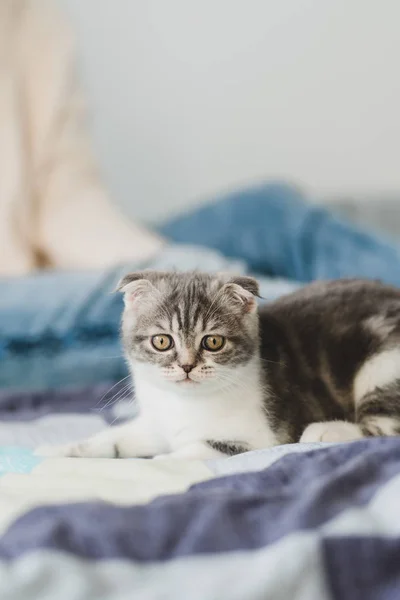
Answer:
258, 279, 400, 441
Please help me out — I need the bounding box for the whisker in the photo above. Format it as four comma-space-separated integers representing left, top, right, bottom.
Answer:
95, 375, 131, 408
93, 391, 134, 414
99, 384, 134, 412
215, 372, 253, 392
215, 370, 268, 395
104, 382, 133, 404
259, 357, 282, 366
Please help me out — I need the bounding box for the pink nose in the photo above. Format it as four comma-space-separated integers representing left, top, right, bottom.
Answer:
181, 364, 195, 374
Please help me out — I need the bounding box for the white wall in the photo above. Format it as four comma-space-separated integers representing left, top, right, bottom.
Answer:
60, 0, 400, 222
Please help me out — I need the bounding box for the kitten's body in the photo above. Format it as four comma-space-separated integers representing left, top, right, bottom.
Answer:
260, 279, 400, 443
39, 274, 400, 460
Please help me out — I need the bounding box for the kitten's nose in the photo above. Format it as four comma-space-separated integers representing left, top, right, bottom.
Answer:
181, 364, 195, 374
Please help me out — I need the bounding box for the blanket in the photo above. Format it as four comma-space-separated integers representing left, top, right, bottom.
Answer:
0, 384, 399, 599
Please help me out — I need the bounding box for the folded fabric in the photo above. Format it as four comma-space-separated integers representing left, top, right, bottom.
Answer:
161, 182, 400, 285
0, 438, 400, 599
0, 441, 337, 536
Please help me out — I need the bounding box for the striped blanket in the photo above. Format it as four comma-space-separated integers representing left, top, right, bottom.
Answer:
0, 384, 399, 599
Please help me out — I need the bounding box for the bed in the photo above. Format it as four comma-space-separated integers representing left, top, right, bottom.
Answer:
0, 382, 399, 600
1, 196, 400, 598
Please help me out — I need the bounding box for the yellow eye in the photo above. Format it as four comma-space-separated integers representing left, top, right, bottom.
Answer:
151, 335, 173, 351
202, 335, 225, 352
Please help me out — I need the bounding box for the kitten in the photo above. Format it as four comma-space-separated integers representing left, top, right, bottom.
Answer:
38, 272, 400, 460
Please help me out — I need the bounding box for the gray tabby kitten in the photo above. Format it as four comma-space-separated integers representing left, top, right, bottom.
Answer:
39, 272, 400, 460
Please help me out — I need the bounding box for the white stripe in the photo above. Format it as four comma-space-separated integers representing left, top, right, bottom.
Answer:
207, 442, 326, 475
354, 348, 400, 402
0, 415, 106, 448
0, 537, 327, 600
0, 458, 213, 534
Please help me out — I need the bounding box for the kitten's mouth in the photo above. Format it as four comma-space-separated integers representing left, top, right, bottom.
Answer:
177, 376, 198, 385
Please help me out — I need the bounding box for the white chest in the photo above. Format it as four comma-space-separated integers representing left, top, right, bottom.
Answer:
135, 379, 278, 451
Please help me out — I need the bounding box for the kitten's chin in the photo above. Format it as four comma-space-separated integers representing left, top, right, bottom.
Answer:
156, 376, 219, 396
166, 378, 205, 393
174, 377, 232, 396
175, 378, 199, 386
140, 373, 203, 393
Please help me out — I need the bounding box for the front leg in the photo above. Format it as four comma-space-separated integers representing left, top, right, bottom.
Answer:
36, 417, 166, 458
155, 440, 250, 460
300, 421, 363, 443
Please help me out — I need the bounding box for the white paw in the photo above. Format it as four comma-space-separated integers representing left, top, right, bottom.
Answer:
34, 443, 76, 457
34, 440, 119, 458
300, 421, 363, 443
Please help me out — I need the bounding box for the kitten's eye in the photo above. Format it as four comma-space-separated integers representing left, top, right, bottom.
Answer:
202, 335, 225, 352
151, 334, 174, 351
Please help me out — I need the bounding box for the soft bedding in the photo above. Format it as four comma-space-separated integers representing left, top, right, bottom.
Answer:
0, 385, 399, 599
2, 192, 400, 598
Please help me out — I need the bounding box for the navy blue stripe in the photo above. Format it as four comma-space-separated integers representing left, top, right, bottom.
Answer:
1, 438, 400, 561
0, 383, 130, 422
323, 537, 400, 600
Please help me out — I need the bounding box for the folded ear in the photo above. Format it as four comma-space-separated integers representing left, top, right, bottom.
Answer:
116, 271, 166, 309
222, 275, 260, 314
227, 276, 260, 297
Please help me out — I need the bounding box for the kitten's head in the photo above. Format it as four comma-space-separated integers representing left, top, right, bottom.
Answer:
117, 271, 260, 394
